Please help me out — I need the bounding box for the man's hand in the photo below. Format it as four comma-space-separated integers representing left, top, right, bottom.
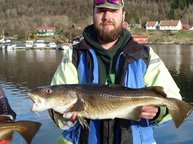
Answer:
70, 113, 77, 122
141, 106, 159, 119
63, 112, 77, 122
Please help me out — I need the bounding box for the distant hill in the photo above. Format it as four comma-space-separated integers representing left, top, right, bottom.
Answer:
0, 0, 193, 40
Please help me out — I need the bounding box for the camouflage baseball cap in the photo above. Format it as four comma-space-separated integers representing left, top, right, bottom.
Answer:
94, 0, 124, 9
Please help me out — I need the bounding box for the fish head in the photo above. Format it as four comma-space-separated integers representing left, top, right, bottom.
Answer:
27, 85, 78, 113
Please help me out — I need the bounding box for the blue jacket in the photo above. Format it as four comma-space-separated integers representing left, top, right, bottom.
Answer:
61, 39, 156, 144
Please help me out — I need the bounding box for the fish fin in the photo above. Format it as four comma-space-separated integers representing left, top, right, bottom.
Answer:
15, 121, 41, 144
72, 94, 85, 111
117, 106, 143, 121
69, 95, 89, 129
151, 86, 167, 97
131, 106, 143, 120
167, 98, 193, 128
77, 115, 89, 130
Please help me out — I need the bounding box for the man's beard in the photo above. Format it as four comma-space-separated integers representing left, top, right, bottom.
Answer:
94, 22, 123, 43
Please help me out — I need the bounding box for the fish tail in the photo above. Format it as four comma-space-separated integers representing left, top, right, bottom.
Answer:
16, 121, 41, 144
167, 98, 193, 128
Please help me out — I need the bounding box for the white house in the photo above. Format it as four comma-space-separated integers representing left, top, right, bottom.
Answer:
159, 20, 182, 31
145, 21, 159, 30
36, 26, 57, 36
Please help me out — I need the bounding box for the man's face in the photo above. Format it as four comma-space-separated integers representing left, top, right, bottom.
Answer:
93, 7, 125, 43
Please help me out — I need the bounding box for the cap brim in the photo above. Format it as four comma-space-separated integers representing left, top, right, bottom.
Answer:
95, 3, 123, 10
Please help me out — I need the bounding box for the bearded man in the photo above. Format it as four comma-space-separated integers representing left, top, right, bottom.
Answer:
50, 0, 182, 143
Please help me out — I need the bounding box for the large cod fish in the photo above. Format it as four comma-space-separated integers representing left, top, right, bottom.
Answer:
27, 84, 193, 128
0, 115, 41, 144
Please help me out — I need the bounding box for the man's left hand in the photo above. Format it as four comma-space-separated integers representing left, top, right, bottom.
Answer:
141, 106, 159, 119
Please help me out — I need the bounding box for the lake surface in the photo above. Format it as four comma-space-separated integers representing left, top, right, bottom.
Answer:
0, 45, 193, 144
149, 44, 193, 144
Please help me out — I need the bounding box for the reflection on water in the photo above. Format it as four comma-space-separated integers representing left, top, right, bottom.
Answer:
150, 44, 193, 103
0, 46, 193, 144
0, 50, 65, 144
150, 44, 193, 74
0, 50, 64, 88
148, 44, 193, 144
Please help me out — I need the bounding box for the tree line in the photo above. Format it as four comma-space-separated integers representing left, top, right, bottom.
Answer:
0, 0, 193, 41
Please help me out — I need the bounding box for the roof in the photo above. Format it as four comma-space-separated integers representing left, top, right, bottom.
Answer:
37, 26, 56, 30
159, 20, 180, 26
146, 21, 158, 27
182, 24, 191, 29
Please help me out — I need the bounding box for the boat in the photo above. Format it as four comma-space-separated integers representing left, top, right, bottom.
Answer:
25, 40, 34, 49
48, 42, 57, 49
0, 39, 16, 50
33, 40, 46, 49
0, 38, 5, 49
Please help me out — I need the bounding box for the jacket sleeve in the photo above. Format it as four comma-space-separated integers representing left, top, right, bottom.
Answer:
49, 46, 79, 129
144, 47, 182, 124
0, 86, 16, 121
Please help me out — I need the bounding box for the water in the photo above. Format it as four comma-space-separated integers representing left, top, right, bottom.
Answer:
0, 45, 193, 144
149, 44, 193, 144
0, 50, 64, 144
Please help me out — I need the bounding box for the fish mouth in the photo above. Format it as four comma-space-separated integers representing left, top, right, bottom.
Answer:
27, 93, 50, 112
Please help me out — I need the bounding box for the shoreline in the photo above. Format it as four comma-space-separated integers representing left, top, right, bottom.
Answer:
130, 29, 193, 46
147, 42, 193, 45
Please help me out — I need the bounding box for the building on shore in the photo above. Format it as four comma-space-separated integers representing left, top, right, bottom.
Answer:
145, 21, 159, 30
159, 20, 182, 31
36, 26, 57, 36
132, 35, 148, 43
146, 20, 182, 31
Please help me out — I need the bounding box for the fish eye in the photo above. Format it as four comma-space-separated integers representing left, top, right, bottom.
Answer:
45, 88, 52, 94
